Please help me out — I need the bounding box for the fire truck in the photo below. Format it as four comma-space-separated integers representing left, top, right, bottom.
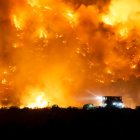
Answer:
102, 96, 124, 108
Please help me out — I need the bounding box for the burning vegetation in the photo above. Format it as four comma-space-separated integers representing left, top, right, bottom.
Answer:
0, 0, 140, 108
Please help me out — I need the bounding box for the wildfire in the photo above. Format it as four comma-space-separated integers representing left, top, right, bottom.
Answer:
23, 89, 49, 109
64, 9, 79, 27
0, 0, 140, 109
27, 94, 48, 109
12, 15, 22, 30
27, 0, 39, 7
38, 28, 47, 39
118, 27, 128, 39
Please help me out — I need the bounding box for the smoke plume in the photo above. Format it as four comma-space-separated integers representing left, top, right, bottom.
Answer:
0, 0, 140, 108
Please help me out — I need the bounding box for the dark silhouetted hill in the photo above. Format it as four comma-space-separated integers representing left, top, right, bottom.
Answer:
0, 107, 139, 138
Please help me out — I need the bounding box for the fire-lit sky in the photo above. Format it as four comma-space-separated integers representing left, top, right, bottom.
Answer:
0, 0, 140, 108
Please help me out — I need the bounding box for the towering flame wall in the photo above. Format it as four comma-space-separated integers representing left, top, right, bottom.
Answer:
0, 0, 140, 108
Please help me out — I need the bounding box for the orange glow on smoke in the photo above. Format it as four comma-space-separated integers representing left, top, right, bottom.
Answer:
0, 0, 140, 109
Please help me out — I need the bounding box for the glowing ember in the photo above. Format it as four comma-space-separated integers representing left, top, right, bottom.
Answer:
27, 0, 39, 7
1, 78, 7, 85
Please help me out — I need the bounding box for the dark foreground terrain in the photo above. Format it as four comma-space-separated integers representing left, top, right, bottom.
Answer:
0, 107, 139, 138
